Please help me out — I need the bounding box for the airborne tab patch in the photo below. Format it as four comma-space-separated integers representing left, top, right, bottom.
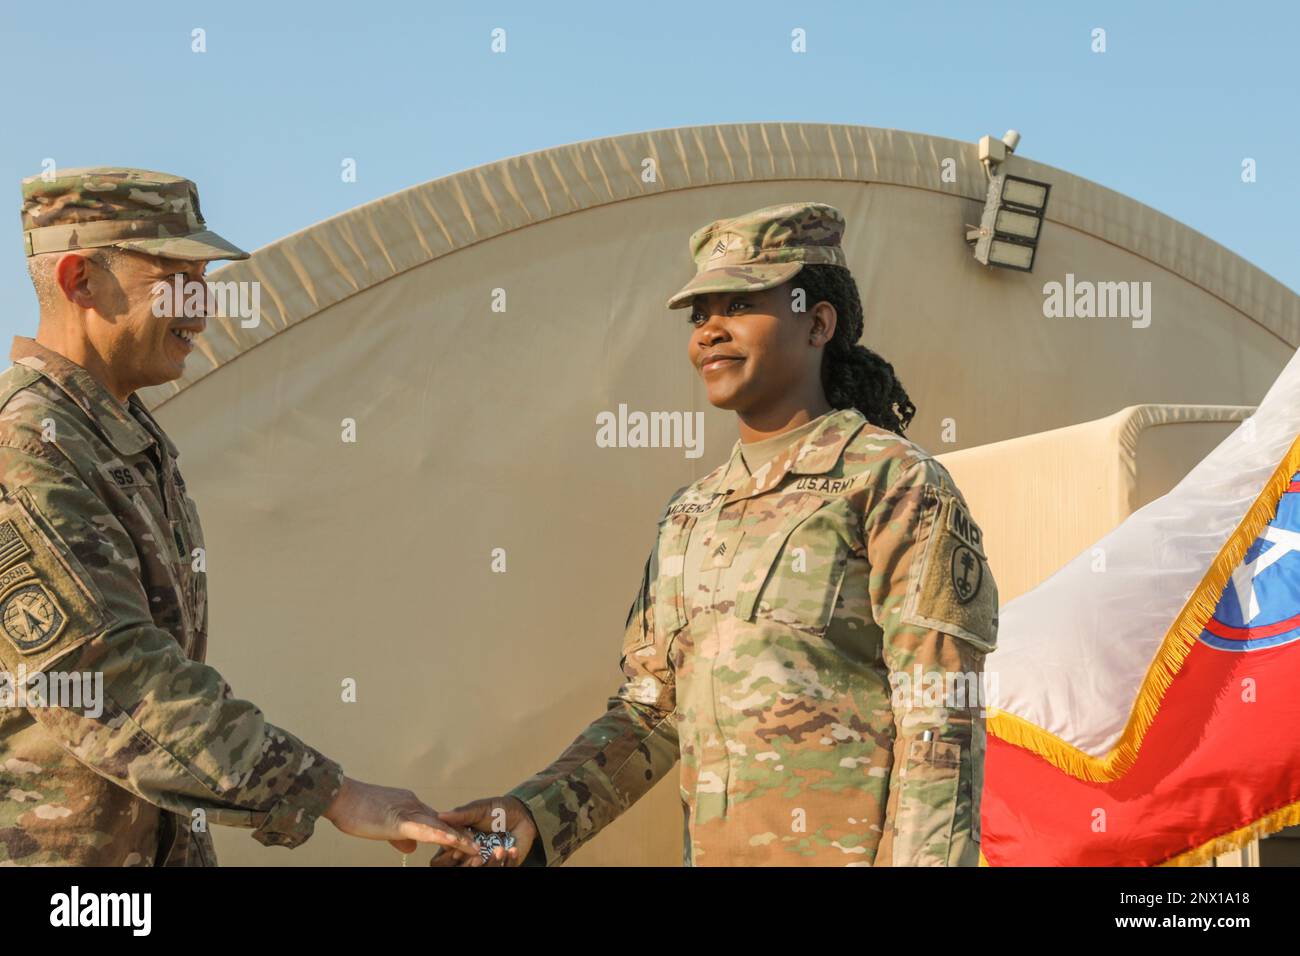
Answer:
0, 562, 36, 593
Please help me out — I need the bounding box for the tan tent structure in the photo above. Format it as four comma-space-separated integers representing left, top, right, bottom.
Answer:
137, 122, 1300, 865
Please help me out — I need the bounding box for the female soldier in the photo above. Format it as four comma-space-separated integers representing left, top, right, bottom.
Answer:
440, 202, 998, 867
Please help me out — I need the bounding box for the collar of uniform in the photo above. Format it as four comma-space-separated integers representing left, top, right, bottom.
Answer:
127, 394, 179, 458
695, 444, 747, 496
718, 407, 867, 503
10, 336, 154, 457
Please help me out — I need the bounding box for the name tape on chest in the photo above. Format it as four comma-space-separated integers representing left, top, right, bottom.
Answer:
791, 475, 858, 495
97, 460, 144, 491
662, 492, 727, 519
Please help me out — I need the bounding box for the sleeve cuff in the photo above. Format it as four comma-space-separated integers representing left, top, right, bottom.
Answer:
507, 781, 569, 867
250, 745, 345, 849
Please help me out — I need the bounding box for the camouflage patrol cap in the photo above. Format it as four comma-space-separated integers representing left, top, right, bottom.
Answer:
20, 166, 249, 261
666, 201, 847, 309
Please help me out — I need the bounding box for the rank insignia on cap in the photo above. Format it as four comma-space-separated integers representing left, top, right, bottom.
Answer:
708, 232, 743, 262
0, 580, 67, 654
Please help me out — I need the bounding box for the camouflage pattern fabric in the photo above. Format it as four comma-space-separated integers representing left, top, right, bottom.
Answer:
21, 166, 249, 262
509, 408, 998, 866
665, 201, 848, 309
0, 338, 341, 865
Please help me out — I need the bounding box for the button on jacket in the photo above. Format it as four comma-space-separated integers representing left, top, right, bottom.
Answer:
511, 407, 998, 866
0, 338, 342, 865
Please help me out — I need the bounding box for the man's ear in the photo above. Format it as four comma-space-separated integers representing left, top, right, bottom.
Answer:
810, 300, 838, 347
53, 253, 95, 310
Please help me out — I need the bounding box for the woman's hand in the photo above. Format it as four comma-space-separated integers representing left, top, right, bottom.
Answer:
429, 796, 539, 867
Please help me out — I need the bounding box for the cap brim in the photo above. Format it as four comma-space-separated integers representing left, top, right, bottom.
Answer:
112, 229, 250, 262
665, 262, 804, 309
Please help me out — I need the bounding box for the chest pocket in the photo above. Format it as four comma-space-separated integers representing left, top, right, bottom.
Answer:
652, 512, 697, 639
174, 489, 207, 640
733, 493, 850, 635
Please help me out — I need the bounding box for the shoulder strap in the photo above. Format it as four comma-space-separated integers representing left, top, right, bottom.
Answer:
0, 364, 42, 411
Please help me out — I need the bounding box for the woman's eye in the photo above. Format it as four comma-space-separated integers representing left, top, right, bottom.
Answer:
728, 300, 749, 313
687, 313, 705, 326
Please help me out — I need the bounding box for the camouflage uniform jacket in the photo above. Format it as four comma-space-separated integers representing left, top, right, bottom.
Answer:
0, 337, 343, 865
510, 407, 998, 866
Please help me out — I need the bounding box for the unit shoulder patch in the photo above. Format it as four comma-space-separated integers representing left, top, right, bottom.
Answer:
0, 489, 107, 669
945, 496, 986, 557
901, 488, 998, 652
0, 579, 66, 653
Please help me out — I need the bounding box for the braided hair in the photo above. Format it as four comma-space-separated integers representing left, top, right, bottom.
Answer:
791, 263, 915, 435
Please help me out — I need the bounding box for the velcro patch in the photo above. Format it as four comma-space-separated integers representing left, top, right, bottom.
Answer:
902, 490, 997, 652
0, 580, 67, 653
791, 475, 857, 495
661, 491, 725, 519
0, 561, 36, 593
97, 460, 143, 491
946, 497, 985, 557
0, 519, 31, 569
0, 490, 107, 669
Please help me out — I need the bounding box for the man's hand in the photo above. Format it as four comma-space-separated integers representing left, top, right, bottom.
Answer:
430, 796, 539, 867
323, 776, 482, 859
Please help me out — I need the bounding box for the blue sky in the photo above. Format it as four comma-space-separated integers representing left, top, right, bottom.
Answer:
1, 0, 1295, 342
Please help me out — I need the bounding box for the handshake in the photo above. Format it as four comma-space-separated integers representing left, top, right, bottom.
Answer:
323, 777, 538, 867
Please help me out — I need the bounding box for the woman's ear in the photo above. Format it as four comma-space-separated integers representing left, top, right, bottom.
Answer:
810, 300, 838, 346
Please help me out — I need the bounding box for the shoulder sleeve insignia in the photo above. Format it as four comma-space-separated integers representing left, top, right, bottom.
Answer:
901, 489, 998, 652
0, 490, 107, 670
946, 497, 986, 558
0, 580, 66, 653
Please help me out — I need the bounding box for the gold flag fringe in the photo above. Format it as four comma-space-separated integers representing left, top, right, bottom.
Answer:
1161, 797, 1300, 866
989, 430, 1300, 786
978, 797, 1300, 866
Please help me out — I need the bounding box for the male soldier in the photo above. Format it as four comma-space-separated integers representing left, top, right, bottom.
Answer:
438, 202, 997, 866
0, 167, 481, 865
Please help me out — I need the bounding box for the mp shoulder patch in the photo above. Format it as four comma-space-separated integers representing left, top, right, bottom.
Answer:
901, 489, 998, 653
